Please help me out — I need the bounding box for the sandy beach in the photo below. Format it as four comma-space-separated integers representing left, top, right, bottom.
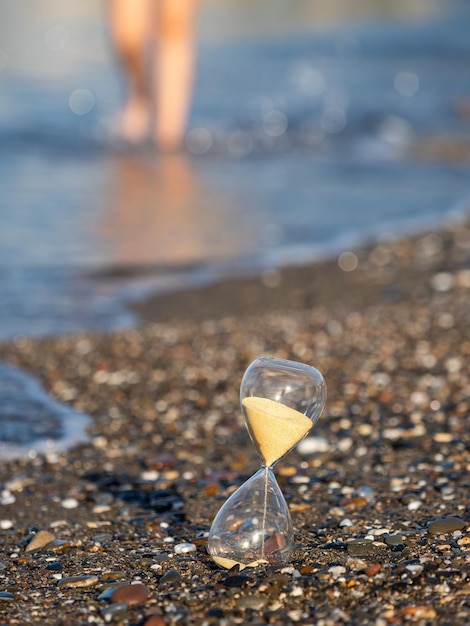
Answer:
0, 217, 469, 625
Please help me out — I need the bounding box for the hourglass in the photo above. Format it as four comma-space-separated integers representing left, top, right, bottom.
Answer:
208, 357, 326, 569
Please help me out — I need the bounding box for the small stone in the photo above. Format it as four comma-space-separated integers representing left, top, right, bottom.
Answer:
25, 530, 56, 553
61, 497, 79, 509
365, 563, 382, 577
102, 571, 126, 582
407, 500, 422, 511
0, 520, 13, 530
97, 584, 127, 601
57, 575, 99, 589
355, 486, 375, 502
236, 595, 268, 610
173, 542, 196, 554
158, 569, 181, 586
101, 603, 129, 622
384, 534, 405, 547
428, 517, 466, 535
297, 436, 330, 455
405, 563, 424, 576
339, 518, 353, 527
328, 565, 346, 578
346, 557, 367, 571
0, 591, 15, 602
110, 583, 149, 607
224, 574, 253, 588
93, 504, 112, 514
144, 617, 168, 626
48, 540, 72, 553
347, 539, 374, 556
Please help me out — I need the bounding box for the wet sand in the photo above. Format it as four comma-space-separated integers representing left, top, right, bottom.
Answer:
0, 218, 469, 625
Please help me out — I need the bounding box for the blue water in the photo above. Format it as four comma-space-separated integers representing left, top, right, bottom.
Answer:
1, 1, 470, 458
0, 362, 89, 459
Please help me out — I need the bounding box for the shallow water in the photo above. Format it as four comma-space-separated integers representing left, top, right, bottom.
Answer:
0, 362, 90, 459
1, 1, 470, 455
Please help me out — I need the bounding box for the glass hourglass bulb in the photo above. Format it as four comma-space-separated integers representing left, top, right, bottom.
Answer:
208, 357, 326, 569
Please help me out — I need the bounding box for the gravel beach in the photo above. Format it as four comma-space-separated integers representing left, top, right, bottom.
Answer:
1, 219, 469, 625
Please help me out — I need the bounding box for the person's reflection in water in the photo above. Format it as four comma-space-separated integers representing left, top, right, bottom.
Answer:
108, 0, 198, 151
102, 154, 258, 274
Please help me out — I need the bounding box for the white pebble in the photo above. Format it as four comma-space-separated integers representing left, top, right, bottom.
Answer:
290, 586, 303, 597
1, 494, 15, 505
297, 436, 330, 455
405, 564, 424, 575
61, 497, 79, 509
329, 565, 346, 578
0, 519, 13, 530
150, 563, 163, 571
407, 500, 422, 511
339, 518, 353, 527
174, 542, 196, 554
431, 272, 455, 292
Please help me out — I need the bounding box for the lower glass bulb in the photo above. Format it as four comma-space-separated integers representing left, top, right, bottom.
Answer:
208, 468, 293, 569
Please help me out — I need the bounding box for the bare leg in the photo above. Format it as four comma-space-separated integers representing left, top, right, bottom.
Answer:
153, 0, 198, 151
108, 0, 152, 142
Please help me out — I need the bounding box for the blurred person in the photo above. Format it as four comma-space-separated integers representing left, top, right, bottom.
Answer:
108, 0, 198, 151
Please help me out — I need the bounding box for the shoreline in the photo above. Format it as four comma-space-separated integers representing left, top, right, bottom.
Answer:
131, 213, 470, 324
0, 218, 469, 625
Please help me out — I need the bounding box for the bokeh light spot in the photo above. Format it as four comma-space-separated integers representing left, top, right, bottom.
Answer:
394, 71, 419, 97
263, 110, 288, 137
321, 107, 347, 133
291, 63, 325, 98
338, 251, 358, 272
186, 127, 213, 154
69, 89, 95, 115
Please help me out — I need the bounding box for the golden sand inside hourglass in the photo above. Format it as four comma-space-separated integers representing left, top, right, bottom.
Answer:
242, 396, 312, 467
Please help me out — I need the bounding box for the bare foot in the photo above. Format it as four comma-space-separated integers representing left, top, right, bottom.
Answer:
118, 97, 151, 144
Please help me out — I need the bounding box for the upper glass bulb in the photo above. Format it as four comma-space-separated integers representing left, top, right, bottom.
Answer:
240, 357, 326, 467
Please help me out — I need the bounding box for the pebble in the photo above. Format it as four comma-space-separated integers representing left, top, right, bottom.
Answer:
236, 595, 268, 610
328, 565, 346, 579
110, 583, 149, 607
61, 497, 79, 509
97, 584, 128, 601
365, 563, 382, 577
347, 539, 374, 556
158, 569, 181, 586
297, 436, 330, 455
45, 561, 62, 572
405, 563, 424, 576
0, 591, 15, 603
339, 518, 353, 527
25, 530, 56, 553
224, 574, 254, 588
0, 519, 13, 530
173, 542, 196, 554
57, 575, 99, 589
144, 617, 168, 626
384, 534, 405, 547
101, 602, 129, 622
428, 517, 467, 535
